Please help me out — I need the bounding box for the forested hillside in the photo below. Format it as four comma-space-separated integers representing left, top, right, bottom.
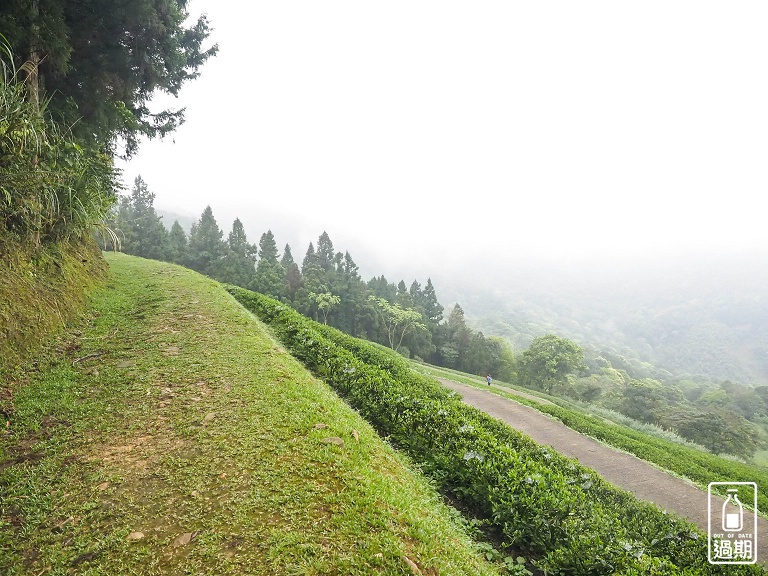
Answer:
443, 254, 768, 386
108, 176, 516, 379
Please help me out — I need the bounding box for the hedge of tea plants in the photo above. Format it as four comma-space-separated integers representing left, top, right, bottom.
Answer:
227, 286, 764, 575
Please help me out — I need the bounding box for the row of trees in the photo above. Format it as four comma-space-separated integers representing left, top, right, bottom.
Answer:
110, 177, 516, 376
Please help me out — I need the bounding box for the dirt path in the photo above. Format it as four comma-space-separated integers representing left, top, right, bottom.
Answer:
440, 379, 768, 565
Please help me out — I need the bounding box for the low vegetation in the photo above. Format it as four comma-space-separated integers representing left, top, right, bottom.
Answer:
228, 285, 765, 575
0, 235, 107, 407
1, 253, 506, 575
415, 363, 768, 517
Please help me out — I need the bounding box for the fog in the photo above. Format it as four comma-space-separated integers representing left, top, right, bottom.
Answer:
118, 1, 768, 286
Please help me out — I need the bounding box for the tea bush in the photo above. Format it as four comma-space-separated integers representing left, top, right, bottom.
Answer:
228, 286, 764, 575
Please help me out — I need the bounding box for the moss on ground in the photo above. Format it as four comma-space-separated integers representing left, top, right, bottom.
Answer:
0, 232, 108, 415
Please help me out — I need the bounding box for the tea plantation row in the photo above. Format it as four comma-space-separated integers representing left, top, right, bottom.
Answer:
227, 286, 763, 575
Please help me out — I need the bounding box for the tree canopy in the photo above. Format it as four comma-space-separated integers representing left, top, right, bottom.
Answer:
0, 0, 218, 155
517, 334, 586, 393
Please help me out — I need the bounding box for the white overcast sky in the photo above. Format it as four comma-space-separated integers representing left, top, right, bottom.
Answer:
118, 1, 768, 279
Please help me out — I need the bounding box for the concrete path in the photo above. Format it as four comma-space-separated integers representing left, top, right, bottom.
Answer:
440, 378, 767, 565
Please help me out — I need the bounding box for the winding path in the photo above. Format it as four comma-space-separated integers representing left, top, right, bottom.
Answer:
440, 378, 768, 565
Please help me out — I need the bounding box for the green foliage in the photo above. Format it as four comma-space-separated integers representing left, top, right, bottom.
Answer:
186, 206, 227, 277
227, 286, 764, 576
368, 295, 427, 352
214, 218, 255, 286
0, 0, 218, 155
517, 334, 586, 393
309, 291, 340, 324
439, 304, 472, 369
110, 176, 169, 259
0, 41, 118, 244
166, 219, 188, 265
280, 244, 303, 300
250, 230, 283, 298
667, 408, 760, 459
0, 234, 107, 406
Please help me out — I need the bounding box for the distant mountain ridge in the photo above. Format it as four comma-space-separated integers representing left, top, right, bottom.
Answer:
439, 250, 768, 386
156, 209, 196, 233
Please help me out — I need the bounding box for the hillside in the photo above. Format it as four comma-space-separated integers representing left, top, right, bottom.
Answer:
0, 253, 503, 575
438, 250, 768, 386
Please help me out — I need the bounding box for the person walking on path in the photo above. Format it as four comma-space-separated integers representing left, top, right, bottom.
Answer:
486, 374, 492, 386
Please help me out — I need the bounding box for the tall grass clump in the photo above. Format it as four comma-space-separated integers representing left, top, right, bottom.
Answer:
0, 37, 119, 245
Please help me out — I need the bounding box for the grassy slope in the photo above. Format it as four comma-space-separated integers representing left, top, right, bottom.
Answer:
0, 253, 503, 576
0, 236, 107, 408
414, 362, 768, 516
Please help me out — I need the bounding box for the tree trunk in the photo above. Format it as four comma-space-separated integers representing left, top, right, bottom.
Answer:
29, 0, 42, 247
28, 0, 40, 112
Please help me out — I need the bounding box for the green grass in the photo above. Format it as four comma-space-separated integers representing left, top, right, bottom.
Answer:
0, 235, 107, 404
413, 361, 768, 517
0, 253, 507, 575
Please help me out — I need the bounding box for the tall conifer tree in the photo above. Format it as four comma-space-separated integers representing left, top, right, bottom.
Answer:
422, 278, 444, 324
117, 176, 168, 260
281, 244, 303, 301
216, 218, 256, 286
250, 230, 283, 298
187, 206, 226, 276
167, 220, 188, 265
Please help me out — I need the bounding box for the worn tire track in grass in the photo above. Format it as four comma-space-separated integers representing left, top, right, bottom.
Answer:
0, 254, 505, 576
441, 378, 768, 565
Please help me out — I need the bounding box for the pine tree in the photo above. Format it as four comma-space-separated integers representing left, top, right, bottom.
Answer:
118, 176, 168, 260
444, 304, 472, 370
216, 219, 256, 287
409, 280, 423, 308
296, 242, 326, 319
0, 0, 218, 155
250, 230, 283, 298
395, 280, 414, 308
331, 251, 367, 335
422, 278, 444, 324
316, 231, 336, 272
167, 220, 188, 265
187, 206, 226, 276
281, 244, 303, 301
301, 242, 326, 293
228, 219, 256, 260
367, 275, 397, 302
